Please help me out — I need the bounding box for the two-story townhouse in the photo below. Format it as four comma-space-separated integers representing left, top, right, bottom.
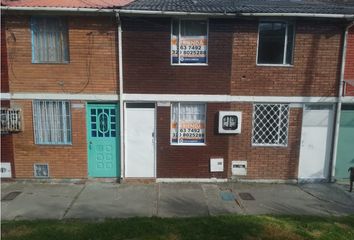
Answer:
1, 0, 354, 183
119, 0, 354, 182
0, 0, 130, 179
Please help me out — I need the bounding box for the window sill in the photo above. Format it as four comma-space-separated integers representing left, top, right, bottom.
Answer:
171, 63, 208, 67
252, 144, 288, 148
32, 61, 70, 65
171, 143, 206, 146
256, 63, 293, 68
35, 143, 72, 146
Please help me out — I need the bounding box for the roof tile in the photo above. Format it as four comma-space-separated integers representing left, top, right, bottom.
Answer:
1, 0, 132, 8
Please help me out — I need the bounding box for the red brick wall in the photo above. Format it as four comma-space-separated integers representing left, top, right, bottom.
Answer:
156, 103, 302, 180
228, 104, 302, 180
156, 103, 231, 178
11, 100, 88, 179
1, 16, 9, 93
123, 17, 233, 94
1, 98, 15, 178
5, 14, 118, 94
123, 17, 342, 97
345, 26, 354, 96
231, 19, 342, 97
1, 133, 15, 177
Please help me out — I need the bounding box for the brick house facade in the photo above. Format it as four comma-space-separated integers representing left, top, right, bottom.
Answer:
122, 16, 345, 181
2, 13, 120, 179
1, 0, 354, 182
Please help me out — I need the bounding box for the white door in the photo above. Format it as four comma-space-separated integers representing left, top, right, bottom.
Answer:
125, 103, 155, 178
298, 105, 334, 180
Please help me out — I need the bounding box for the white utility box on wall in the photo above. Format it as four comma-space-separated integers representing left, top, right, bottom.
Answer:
232, 160, 247, 176
0, 162, 12, 178
210, 158, 224, 172
218, 111, 242, 134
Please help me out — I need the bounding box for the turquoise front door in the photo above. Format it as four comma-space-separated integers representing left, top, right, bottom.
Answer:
87, 103, 120, 177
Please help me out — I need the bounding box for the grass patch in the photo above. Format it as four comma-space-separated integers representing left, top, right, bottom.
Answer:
1, 215, 354, 240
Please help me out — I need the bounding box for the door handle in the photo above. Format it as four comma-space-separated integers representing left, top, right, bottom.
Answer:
152, 132, 155, 144
89, 141, 93, 150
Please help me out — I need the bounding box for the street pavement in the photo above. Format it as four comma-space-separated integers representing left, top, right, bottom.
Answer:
1, 181, 353, 220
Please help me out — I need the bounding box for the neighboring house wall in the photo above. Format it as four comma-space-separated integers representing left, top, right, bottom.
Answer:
1, 16, 15, 178
5, 15, 118, 94
345, 25, 354, 96
11, 100, 88, 178
4, 14, 119, 179
1, 17, 9, 93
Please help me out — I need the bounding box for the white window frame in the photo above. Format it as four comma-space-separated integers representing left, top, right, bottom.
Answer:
31, 16, 69, 64
252, 103, 290, 147
256, 20, 295, 67
170, 102, 207, 146
170, 18, 209, 66
32, 100, 72, 145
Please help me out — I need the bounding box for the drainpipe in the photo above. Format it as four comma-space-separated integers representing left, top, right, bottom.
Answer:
330, 21, 354, 182
115, 12, 125, 181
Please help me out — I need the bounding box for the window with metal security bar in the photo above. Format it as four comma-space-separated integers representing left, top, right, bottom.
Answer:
1, 108, 22, 133
252, 104, 289, 146
31, 17, 69, 63
33, 101, 71, 145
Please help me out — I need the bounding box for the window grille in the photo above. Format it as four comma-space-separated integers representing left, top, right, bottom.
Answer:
1, 108, 22, 133
252, 104, 289, 146
33, 101, 71, 144
34, 163, 49, 178
31, 17, 69, 63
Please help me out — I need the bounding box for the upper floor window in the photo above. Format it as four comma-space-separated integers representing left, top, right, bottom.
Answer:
33, 100, 72, 145
257, 22, 294, 65
171, 19, 208, 65
31, 17, 69, 63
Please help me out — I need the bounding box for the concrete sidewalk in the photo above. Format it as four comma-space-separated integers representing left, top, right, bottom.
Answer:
1, 182, 353, 220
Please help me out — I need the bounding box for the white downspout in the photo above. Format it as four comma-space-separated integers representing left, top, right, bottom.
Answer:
116, 12, 125, 180
331, 21, 354, 181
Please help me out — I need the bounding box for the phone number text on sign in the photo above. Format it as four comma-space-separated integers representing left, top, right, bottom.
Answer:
171, 36, 207, 64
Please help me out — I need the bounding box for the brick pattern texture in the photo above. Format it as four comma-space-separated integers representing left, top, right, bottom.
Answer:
122, 17, 233, 94
231, 19, 342, 97
228, 103, 302, 180
5, 14, 119, 94
156, 103, 231, 178
2, 16, 345, 180
1, 17, 9, 93
10, 100, 88, 179
345, 26, 354, 96
1, 99, 15, 177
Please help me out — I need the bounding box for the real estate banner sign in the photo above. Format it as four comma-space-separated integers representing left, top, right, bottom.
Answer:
171, 36, 207, 64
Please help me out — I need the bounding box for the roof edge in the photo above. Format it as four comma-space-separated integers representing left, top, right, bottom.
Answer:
0, 6, 116, 13
1, 6, 354, 19
119, 9, 354, 19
